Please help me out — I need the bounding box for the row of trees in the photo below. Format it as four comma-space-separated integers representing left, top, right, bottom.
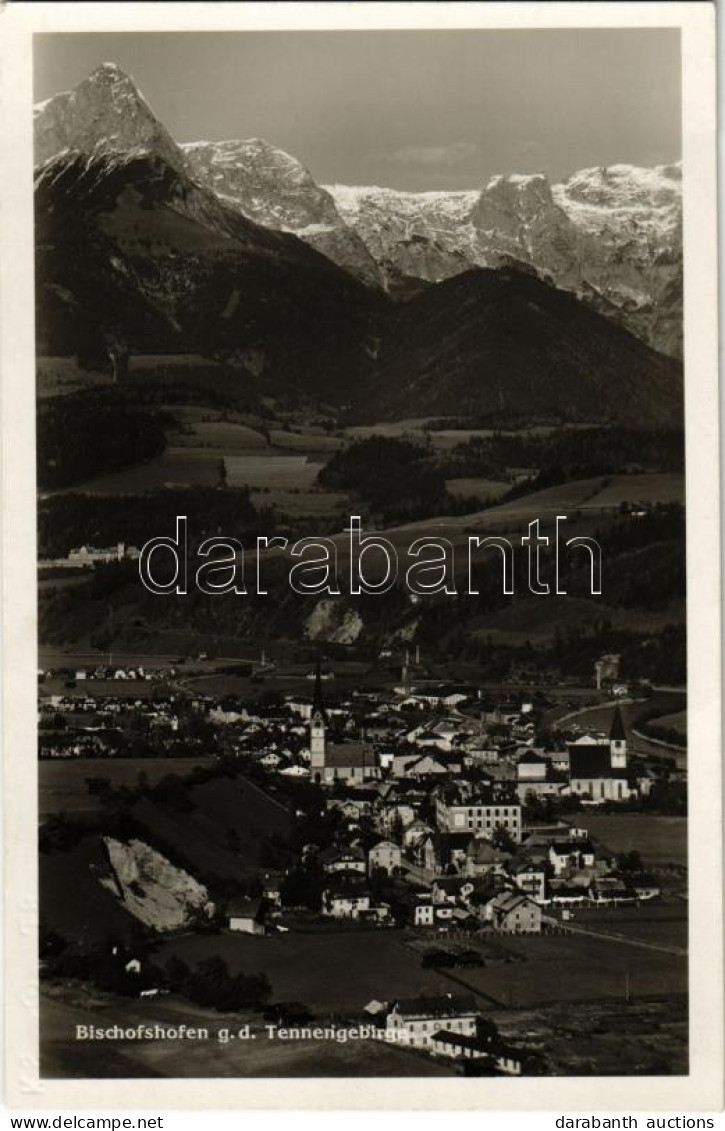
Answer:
318, 436, 448, 524
439, 427, 685, 481
38, 483, 268, 559
41, 931, 272, 1012
37, 390, 170, 490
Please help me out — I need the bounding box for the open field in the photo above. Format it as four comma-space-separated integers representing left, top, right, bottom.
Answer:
491, 997, 688, 1076
466, 473, 684, 525
563, 814, 687, 871
553, 693, 686, 736
63, 446, 338, 495
158, 913, 686, 1016
224, 454, 322, 489
446, 477, 512, 502
304, 474, 684, 566
646, 709, 687, 736
38, 646, 256, 670
565, 903, 688, 950
40, 986, 455, 1078
66, 449, 222, 494
588, 474, 685, 507
159, 930, 474, 1015
39, 757, 217, 820
344, 419, 443, 440
53, 399, 352, 517
127, 772, 292, 882
268, 429, 344, 453
39, 352, 264, 420
450, 931, 686, 1008
174, 420, 269, 451
249, 486, 349, 517
344, 421, 600, 452
37, 357, 114, 399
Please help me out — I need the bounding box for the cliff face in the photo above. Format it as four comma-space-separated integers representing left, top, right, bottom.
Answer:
34, 64, 682, 358
182, 139, 383, 289
329, 164, 683, 357
34, 62, 185, 174
100, 836, 215, 931
304, 599, 364, 644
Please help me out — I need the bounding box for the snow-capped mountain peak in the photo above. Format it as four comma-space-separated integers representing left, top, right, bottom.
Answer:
33, 62, 682, 354
325, 163, 682, 355
181, 138, 383, 287
34, 63, 185, 174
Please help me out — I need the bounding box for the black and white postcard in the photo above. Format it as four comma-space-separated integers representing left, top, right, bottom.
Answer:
1, 1, 721, 1113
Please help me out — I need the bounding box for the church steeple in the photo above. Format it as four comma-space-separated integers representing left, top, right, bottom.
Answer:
310, 654, 327, 775
312, 655, 326, 722
609, 704, 627, 769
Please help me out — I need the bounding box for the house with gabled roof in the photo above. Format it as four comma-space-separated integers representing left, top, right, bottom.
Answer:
319, 845, 367, 876
401, 750, 463, 778
321, 882, 372, 919
465, 838, 512, 878
548, 838, 596, 876
403, 818, 435, 848
386, 994, 480, 1047
510, 860, 548, 903
488, 891, 543, 933
589, 876, 633, 905
432, 876, 475, 905
228, 897, 268, 935
368, 840, 403, 875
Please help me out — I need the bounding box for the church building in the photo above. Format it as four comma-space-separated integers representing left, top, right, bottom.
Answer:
568, 705, 635, 802
309, 662, 381, 785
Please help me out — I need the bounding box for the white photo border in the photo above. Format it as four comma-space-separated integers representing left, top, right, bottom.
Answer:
1, 1, 721, 1111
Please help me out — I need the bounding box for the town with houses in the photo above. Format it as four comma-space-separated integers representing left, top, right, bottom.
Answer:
31, 32, 691, 1082
38, 646, 686, 1077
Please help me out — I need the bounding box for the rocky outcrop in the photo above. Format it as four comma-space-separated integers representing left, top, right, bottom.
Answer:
305, 599, 364, 644
34, 62, 185, 175
326, 185, 479, 289
99, 836, 215, 931
328, 165, 682, 357
182, 140, 382, 288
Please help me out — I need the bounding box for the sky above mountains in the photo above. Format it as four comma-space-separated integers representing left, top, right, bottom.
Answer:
34, 29, 681, 191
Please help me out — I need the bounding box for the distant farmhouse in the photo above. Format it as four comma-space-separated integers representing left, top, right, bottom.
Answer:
39, 541, 140, 570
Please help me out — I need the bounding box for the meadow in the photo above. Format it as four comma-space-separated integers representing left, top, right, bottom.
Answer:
646, 709, 687, 737
158, 929, 479, 1015
562, 813, 687, 871
39, 757, 218, 819
55, 397, 354, 522
40, 987, 455, 1078
450, 931, 687, 1007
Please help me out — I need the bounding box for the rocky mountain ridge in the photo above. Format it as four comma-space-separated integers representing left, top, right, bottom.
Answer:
182, 138, 382, 287
327, 165, 682, 356
34, 63, 683, 355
